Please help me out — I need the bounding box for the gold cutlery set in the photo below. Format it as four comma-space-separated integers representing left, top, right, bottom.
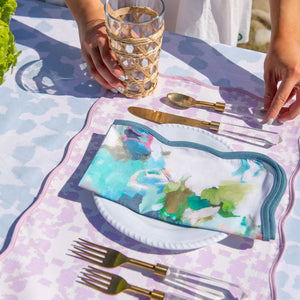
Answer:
71, 239, 247, 299
70, 93, 274, 299
128, 92, 281, 148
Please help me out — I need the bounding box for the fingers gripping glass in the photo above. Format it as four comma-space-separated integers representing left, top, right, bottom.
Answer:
104, 0, 165, 98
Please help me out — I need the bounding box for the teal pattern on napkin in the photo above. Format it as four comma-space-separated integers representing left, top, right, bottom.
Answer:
79, 120, 287, 241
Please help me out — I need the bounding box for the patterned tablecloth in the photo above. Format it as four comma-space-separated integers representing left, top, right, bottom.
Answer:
0, 0, 299, 299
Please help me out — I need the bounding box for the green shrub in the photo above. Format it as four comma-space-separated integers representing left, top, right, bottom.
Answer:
0, 0, 21, 85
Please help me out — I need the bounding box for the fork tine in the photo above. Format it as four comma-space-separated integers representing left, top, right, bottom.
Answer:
79, 268, 121, 295
82, 269, 111, 284
86, 266, 113, 278
75, 241, 107, 255
73, 245, 105, 259
77, 238, 110, 252
79, 278, 107, 293
81, 272, 108, 283
71, 249, 104, 266
79, 275, 110, 293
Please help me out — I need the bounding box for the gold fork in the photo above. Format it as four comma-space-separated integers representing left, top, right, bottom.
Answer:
79, 266, 193, 299
71, 239, 247, 299
72, 238, 168, 276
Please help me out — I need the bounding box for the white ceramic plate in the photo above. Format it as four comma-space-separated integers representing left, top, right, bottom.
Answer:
94, 124, 233, 250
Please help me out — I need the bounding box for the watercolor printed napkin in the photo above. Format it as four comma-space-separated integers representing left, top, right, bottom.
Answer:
79, 120, 287, 241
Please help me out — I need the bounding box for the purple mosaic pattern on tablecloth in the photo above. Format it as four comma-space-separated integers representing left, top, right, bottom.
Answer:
0, 0, 103, 253
0, 75, 298, 300
276, 140, 300, 300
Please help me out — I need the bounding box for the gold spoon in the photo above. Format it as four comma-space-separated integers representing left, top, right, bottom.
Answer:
167, 92, 226, 112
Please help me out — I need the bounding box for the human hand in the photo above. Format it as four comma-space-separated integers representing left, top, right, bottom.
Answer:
263, 39, 300, 124
78, 19, 125, 93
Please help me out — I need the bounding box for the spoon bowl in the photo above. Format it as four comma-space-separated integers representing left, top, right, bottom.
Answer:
167, 93, 226, 112
167, 93, 197, 108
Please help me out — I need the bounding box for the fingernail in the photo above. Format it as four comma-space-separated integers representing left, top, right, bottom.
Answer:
259, 105, 266, 111
118, 87, 124, 93
119, 75, 126, 81
267, 118, 274, 125
110, 88, 118, 94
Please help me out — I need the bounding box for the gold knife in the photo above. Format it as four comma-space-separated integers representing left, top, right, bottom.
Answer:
128, 106, 281, 147
128, 106, 220, 131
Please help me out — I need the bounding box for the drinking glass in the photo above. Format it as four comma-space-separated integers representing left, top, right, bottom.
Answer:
105, 0, 165, 98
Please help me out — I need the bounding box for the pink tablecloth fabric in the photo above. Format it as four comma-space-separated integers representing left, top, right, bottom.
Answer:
1, 74, 299, 300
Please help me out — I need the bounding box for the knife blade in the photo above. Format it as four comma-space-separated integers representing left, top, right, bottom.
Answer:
128, 106, 220, 131
128, 106, 281, 147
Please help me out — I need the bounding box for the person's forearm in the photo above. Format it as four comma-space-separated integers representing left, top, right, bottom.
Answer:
269, 0, 300, 43
65, 0, 105, 29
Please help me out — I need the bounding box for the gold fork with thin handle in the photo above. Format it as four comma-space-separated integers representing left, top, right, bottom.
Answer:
71, 239, 247, 299
79, 266, 193, 299
72, 238, 168, 276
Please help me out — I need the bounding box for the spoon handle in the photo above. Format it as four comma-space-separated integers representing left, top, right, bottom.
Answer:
195, 100, 226, 112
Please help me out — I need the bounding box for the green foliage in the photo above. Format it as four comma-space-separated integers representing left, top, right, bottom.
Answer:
0, 0, 21, 85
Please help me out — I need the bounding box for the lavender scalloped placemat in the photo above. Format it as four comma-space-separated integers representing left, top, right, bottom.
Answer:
0, 74, 299, 300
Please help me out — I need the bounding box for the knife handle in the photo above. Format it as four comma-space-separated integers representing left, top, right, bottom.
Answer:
208, 121, 220, 131
163, 267, 247, 299
162, 292, 194, 300
214, 102, 226, 112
